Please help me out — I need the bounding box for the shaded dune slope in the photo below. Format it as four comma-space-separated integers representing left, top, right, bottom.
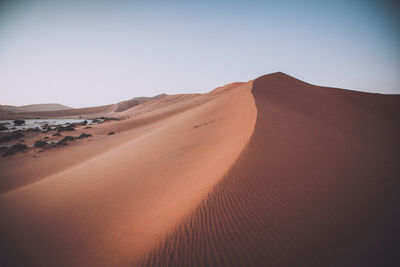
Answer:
139, 72, 400, 266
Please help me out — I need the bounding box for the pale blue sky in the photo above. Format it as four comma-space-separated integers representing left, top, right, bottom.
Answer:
1, 0, 399, 107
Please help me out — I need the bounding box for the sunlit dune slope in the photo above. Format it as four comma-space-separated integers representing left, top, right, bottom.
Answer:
0, 92, 208, 194
0, 81, 256, 266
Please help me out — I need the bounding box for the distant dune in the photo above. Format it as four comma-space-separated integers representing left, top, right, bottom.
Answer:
0, 95, 166, 119
0, 103, 71, 113
1, 73, 399, 266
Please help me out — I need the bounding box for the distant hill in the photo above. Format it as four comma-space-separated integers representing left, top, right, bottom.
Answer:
0, 103, 71, 113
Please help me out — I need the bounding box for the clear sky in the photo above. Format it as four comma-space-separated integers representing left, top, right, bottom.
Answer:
1, 0, 399, 107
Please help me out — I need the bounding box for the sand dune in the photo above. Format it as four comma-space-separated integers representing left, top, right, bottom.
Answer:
1, 72, 399, 266
0, 81, 256, 266
139, 72, 400, 266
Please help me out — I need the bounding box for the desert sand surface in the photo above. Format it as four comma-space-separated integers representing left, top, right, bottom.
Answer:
1, 72, 400, 266
0, 81, 256, 266
139, 72, 400, 266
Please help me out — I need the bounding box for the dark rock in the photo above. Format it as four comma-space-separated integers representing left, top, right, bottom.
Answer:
57, 136, 76, 145
15, 131, 25, 138
25, 127, 41, 132
12, 143, 28, 151
104, 117, 119, 121
60, 136, 76, 142
13, 119, 25, 126
42, 124, 56, 132
3, 143, 29, 155
57, 126, 76, 132
15, 131, 25, 137
108, 131, 115, 135
0, 124, 8, 131
53, 133, 62, 136
0, 131, 25, 143
34, 140, 48, 147
78, 133, 92, 139
81, 120, 88, 126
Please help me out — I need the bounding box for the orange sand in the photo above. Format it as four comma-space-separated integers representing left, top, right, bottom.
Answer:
0, 81, 256, 266
139, 73, 400, 266
1, 73, 400, 266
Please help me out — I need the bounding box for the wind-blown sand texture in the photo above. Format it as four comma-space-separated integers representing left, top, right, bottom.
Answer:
1, 72, 400, 266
